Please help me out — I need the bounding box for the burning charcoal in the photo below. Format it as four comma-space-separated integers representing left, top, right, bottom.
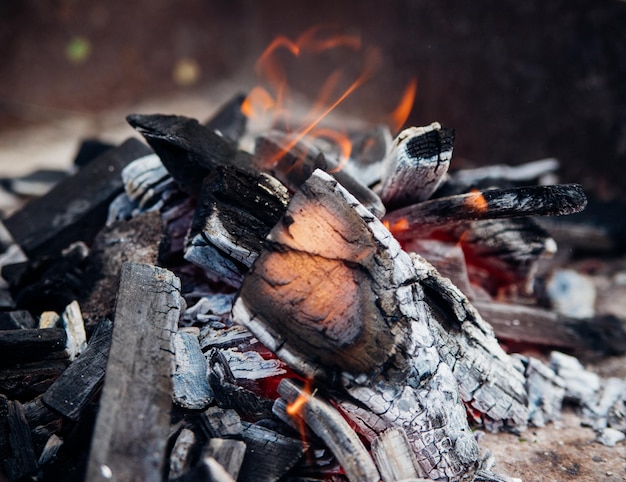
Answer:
379, 123, 454, 209
201, 438, 246, 480
206, 349, 274, 420
277, 378, 379, 482
341, 124, 392, 187
4, 400, 37, 481
42, 318, 112, 421
169, 428, 197, 480
383, 184, 587, 241
254, 130, 385, 217
0, 310, 36, 330
371, 427, 421, 482
204, 92, 248, 144
237, 421, 306, 482
4, 139, 151, 259
233, 169, 480, 479
185, 166, 289, 287
545, 269, 596, 319
515, 356, 566, 428
127, 114, 239, 196
0, 328, 67, 367
86, 262, 182, 482
172, 330, 214, 410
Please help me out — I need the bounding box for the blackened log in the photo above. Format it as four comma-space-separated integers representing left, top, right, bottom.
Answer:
371, 427, 420, 482
0, 360, 69, 400
206, 349, 275, 420
254, 131, 385, 217
4, 400, 38, 481
237, 421, 306, 482
204, 92, 248, 144
127, 114, 238, 196
0, 310, 36, 330
43, 318, 112, 421
383, 184, 587, 241
379, 123, 453, 209
172, 331, 214, 410
198, 406, 243, 439
0, 328, 67, 366
0, 394, 9, 461
86, 262, 182, 482
4, 138, 151, 259
73, 139, 115, 168
201, 438, 246, 480
277, 379, 379, 482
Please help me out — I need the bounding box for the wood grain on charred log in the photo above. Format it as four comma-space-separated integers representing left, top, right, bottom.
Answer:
4, 400, 37, 481
86, 262, 182, 482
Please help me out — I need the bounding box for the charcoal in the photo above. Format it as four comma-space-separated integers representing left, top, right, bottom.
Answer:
201, 438, 246, 480
219, 349, 286, 381
237, 421, 306, 482
4, 400, 38, 481
0, 360, 69, 400
86, 262, 182, 482
198, 406, 243, 439
199, 324, 253, 351
0, 328, 67, 367
0, 394, 9, 461
277, 379, 378, 482
0, 310, 36, 330
0, 169, 67, 198
172, 330, 214, 410
169, 428, 197, 479
549, 351, 600, 404
184, 293, 235, 325
516, 355, 565, 427
37, 434, 63, 467
204, 92, 248, 143
383, 183, 587, 241
371, 427, 420, 482
449, 158, 560, 187
127, 114, 239, 196
4, 138, 151, 259
61, 300, 87, 361
379, 123, 454, 209
545, 269, 596, 319
340, 124, 392, 187
42, 318, 112, 421
72, 139, 115, 168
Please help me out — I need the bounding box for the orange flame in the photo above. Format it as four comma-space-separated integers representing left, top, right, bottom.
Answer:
388, 77, 418, 134
465, 189, 489, 213
286, 379, 315, 452
383, 218, 410, 235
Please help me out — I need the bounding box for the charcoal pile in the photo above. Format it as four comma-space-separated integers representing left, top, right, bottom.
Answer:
0, 92, 625, 482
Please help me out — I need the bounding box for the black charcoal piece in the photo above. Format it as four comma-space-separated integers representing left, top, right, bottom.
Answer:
43, 318, 112, 421
0, 328, 67, 367
0, 310, 36, 330
4, 400, 38, 481
201, 438, 246, 480
0, 360, 69, 400
4, 138, 151, 259
0, 169, 68, 198
199, 406, 243, 439
204, 92, 248, 143
72, 139, 115, 168
237, 421, 306, 482
127, 113, 237, 196
86, 263, 182, 482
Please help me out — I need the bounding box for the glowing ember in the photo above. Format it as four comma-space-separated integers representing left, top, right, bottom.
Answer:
464, 189, 489, 213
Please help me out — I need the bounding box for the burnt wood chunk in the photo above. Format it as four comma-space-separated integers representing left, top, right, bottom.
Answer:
341, 124, 392, 187
172, 331, 214, 410
0, 361, 69, 400
379, 123, 454, 209
204, 92, 248, 143
185, 167, 289, 286
383, 183, 587, 241
86, 262, 182, 482
0, 310, 36, 330
371, 427, 420, 482
43, 318, 113, 421
277, 379, 379, 482
237, 421, 306, 482
4, 138, 151, 258
201, 438, 246, 480
168, 428, 196, 480
0, 328, 67, 366
4, 400, 38, 481
0, 394, 9, 462
199, 406, 243, 439
127, 114, 237, 196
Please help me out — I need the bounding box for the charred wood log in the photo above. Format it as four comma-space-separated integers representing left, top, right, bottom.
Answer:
42, 318, 112, 421
371, 427, 421, 482
198, 406, 243, 439
86, 262, 182, 482
0, 361, 69, 400
203, 92, 248, 144
383, 184, 587, 242
0, 328, 67, 367
341, 124, 392, 187
4, 138, 151, 259
127, 114, 239, 196
172, 330, 214, 410
169, 428, 197, 480
201, 438, 246, 480
4, 400, 38, 481
379, 123, 454, 209
233, 169, 480, 480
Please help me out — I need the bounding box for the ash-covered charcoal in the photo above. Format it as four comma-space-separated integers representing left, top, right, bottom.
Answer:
168, 428, 197, 480
184, 293, 235, 325
172, 330, 214, 410
199, 324, 254, 351
379, 123, 454, 209
185, 166, 290, 287
233, 169, 481, 480
127, 114, 240, 196
254, 130, 386, 217
384, 184, 587, 242
410, 254, 529, 431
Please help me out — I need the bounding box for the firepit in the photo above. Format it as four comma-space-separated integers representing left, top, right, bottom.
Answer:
1, 24, 626, 482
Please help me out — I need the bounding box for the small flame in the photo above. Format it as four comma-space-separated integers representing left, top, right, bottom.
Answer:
286, 378, 313, 417
465, 189, 489, 213
388, 77, 418, 134
383, 218, 410, 235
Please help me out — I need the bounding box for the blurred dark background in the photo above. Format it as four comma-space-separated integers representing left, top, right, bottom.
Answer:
1, 0, 625, 198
